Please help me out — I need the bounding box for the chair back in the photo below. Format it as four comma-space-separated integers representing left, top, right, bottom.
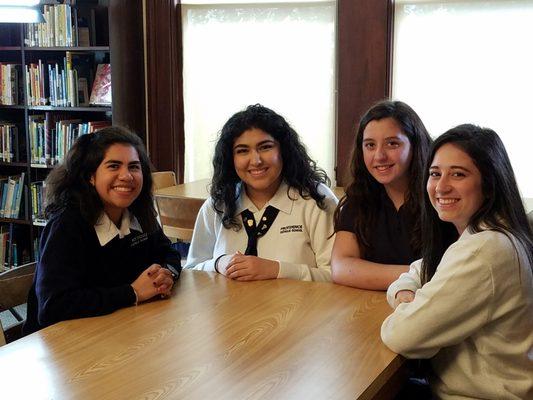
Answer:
156, 196, 204, 241
0, 262, 36, 346
152, 171, 177, 191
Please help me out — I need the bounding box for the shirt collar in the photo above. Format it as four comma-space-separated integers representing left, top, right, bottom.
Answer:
94, 209, 143, 246
236, 180, 295, 215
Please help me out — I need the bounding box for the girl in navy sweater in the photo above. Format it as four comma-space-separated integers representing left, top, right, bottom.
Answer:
24, 127, 180, 334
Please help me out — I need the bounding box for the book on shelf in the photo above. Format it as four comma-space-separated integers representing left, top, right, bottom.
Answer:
26, 53, 96, 107
25, 4, 76, 48
89, 63, 111, 105
0, 172, 25, 219
0, 224, 31, 271
31, 181, 47, 226
24, 2, 107, 48
29, 113, 110, 166
0, 63, 22, 105
0, 123, 21, 163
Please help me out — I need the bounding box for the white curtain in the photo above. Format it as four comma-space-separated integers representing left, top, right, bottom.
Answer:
393, 0, 533, 200
181, 2, 336, 183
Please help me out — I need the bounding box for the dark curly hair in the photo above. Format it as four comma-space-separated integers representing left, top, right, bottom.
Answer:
420, 124, 533, 284
211, 104, 330, 230
45, 126, 158, 232
334, 100, 433, 257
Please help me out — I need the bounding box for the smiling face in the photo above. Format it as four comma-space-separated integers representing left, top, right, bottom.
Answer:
362, 117, 413, 192
233, 128, 283, 207
90, 143, 143, 225
427, 143, 484, 235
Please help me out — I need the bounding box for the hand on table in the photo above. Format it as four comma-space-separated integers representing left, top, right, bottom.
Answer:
131, 264, 175, 303
217, 252, 279, 281
393, 290, 415, 309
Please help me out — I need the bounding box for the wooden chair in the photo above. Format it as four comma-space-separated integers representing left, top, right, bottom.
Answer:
155, 196, 204, 242
0, 262, 36, 346
152, 171, 177, 191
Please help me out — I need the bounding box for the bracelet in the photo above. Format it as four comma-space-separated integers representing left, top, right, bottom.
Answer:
214, 254, 226, 273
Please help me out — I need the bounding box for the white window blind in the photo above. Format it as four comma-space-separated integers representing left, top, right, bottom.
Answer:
393, 0, 533, 200
181, 2, 336, 183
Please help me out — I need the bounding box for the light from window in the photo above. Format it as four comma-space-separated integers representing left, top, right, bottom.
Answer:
393, 0, 533, 200
181, 2, 336, 183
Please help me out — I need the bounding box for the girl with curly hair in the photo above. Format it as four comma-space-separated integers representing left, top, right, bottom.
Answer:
185, 104, 337, 281
24, 127, 181, 334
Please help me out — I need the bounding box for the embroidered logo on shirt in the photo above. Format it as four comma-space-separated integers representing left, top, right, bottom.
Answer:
280, 225, 303, 234
130, 233, 148, 247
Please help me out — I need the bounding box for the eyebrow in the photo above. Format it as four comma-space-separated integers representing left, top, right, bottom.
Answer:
233, 140, 276, 149
104, 159, 141, 165
429, 165, 472, 173
362, 136, 401, 142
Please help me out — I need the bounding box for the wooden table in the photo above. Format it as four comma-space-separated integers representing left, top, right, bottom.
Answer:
155, 179, 346, 201
0, 271, 404, 400
155, 178, 211, 200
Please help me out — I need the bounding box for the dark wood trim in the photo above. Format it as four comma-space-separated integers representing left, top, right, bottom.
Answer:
336, 0, 393, 186
23, 46, 110, 52
108, 0, 146, 142
144, 0, 184, 182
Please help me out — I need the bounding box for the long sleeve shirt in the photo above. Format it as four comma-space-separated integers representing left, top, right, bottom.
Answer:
185, 182, 338, 281
381, 228, 533, 399
24, 208, 181, 334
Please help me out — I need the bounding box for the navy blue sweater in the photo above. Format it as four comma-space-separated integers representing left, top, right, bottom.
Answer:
24, 208, 181, 334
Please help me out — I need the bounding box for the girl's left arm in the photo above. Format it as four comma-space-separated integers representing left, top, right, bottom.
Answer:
380, 236, 498, 359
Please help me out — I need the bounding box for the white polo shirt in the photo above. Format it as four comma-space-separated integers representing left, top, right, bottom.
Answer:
185, 181, 338, 281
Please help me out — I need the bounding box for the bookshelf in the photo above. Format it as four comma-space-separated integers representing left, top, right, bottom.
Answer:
0, 0, 114, 271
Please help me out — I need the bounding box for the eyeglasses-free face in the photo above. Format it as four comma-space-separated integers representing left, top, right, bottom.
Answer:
427, 143, 484, 235
362, 117, 413, 193
233, 128, 283, 207
90, 143, 143, 225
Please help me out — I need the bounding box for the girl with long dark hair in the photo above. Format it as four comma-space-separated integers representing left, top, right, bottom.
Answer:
24, 127, 181, 334
381, 125, 533, 399
332, 100, 433, 290
185, 104, 337, 281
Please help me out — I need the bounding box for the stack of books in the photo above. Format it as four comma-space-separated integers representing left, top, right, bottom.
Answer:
28, 113, 110, 166
30, 181, 46, 226
25, 52, 93, 107
0, 173, 25, 219
0, 123, 20, 163
0, 63, 21, 105
25, 3, 78, 48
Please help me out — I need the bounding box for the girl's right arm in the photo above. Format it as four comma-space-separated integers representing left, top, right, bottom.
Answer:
184, 199, 218, 271
35, 215, 136, 327
331, 231, 409, 290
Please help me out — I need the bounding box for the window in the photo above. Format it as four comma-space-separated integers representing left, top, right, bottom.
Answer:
181, 0, 336, 183
393, 0, 533, 199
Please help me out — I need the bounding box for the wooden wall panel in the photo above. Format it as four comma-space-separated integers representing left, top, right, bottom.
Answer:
109, 0, 146, 142
144, 0, 184, 181
336, 0, 392, 185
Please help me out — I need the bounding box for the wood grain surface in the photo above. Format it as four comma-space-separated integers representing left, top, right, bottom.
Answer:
0, 271, 404, 400
155, 180, 346, 202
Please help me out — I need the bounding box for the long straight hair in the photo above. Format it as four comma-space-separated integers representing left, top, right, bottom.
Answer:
421, 124, 533, 283
334, 100, 432, 257
45, 126, 159, 232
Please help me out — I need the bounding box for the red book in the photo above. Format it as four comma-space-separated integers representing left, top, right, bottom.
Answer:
89, 63, 111, 105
